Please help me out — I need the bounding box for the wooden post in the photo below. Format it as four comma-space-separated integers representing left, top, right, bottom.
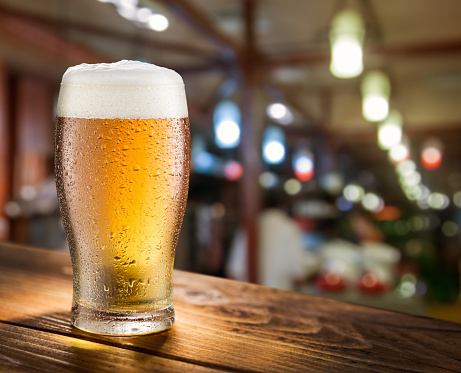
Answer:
239, 0, 262, 283
14, 77, 53, 192
0, 62, 10, 240
10, 77, 54, 243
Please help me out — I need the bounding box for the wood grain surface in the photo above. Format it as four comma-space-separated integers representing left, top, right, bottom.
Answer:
0, 241, 460, 372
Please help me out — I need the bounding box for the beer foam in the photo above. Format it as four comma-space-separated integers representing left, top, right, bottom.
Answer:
57, 60, 188, 119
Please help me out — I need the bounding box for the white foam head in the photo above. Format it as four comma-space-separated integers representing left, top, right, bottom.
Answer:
57, 60, 188, 119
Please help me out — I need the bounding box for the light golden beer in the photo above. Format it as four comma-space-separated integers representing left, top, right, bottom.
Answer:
55, 61, 189, 335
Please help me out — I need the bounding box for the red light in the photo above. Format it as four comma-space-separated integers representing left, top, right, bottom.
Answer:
295, 169, 313, 182
421, 147, 442, 170
224, 161, 243, 180
357, 273, 387, 293
316, 272, 346, 291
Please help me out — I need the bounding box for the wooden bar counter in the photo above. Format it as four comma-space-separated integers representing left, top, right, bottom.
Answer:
1, 241, 460, 372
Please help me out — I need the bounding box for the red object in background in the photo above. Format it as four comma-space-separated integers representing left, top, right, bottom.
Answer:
316, 272, 347, 291
373, 205, 401, 221
357, 273, 387, 294
224, 161, 243, 180
294, 168, 313, 182
421, 148, 442, 170
293, 216, 316, 231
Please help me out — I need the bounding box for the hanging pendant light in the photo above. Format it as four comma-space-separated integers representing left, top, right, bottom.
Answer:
329, 9, 365, 79
213, 100, 241, 149
377, 110, 403, 150
262, 126, 286, 165
361, 70, 391, 122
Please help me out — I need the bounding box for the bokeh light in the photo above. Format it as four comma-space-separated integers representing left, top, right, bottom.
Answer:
259, 172, 279, 189
148, 14, 169, 32
427, 193, 450, 210
284, 178, 302, 195
441, 221, 458, 237
343, 184, 364, 202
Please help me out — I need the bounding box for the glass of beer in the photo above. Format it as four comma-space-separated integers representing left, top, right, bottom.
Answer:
55, 60, 190, 335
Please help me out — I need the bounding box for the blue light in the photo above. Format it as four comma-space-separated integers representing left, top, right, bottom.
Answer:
191, 135, 219, 174
262, 126, 286, 164
336, 196, 354, 211
194, 152, 214, 173
213, 101, 241, 148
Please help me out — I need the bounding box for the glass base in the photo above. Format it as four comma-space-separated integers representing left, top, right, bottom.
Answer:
71, 302, 175, 336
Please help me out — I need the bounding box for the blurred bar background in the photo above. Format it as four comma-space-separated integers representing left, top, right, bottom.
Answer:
1, 0, 461, 322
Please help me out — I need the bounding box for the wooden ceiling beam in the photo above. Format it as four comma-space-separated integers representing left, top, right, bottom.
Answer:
368, 39, 461, 59
239, 0, 260, 284
264, 39, 461, 69
325, 121, 461, 145
0, 5, 210, 124
0, 4, 212, 58
155, 0, 243, 60
0, 10, 107, 68
172, 60, 232, 75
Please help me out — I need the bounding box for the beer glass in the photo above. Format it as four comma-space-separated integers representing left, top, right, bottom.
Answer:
55, 60, 190, 335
